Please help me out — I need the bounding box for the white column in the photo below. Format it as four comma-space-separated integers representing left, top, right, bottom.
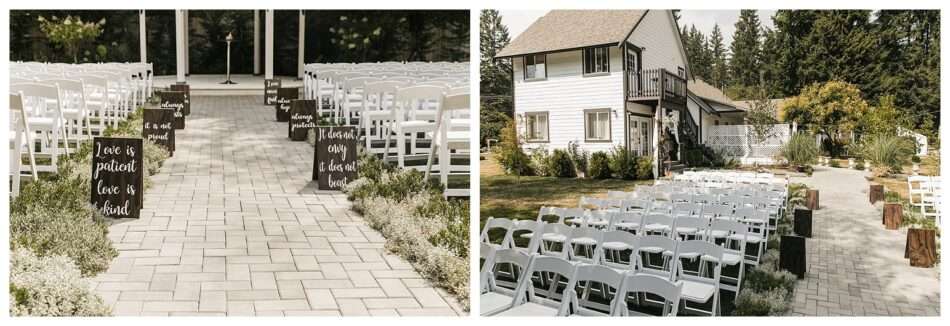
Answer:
184, 10, 189, 76
653, 106, 661, 178
254, 10, 261, 75
265, 10, 274, 79
297, 10, 305, 79
175, 10, 185, 82
139, 10, 147, 63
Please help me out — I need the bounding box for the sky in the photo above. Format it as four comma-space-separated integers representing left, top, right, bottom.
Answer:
500, 10, 776, 48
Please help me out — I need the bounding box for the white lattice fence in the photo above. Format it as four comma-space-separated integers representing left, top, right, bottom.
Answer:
704, 124, 791, 164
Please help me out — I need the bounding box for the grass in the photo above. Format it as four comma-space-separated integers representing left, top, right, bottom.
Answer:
479, 156, 650, 226
870, 151, 939, 201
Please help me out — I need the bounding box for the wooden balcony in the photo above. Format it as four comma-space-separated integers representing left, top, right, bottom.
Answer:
627, 68, 687, 109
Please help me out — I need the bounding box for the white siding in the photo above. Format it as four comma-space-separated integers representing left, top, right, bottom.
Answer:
513, 47, 625, 153
627, 10, 686, 74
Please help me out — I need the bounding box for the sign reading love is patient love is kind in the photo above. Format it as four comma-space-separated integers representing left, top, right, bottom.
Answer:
143, 108, 176, 155
275, 87, 298, 122
170, 83, 191, 116
264, 79, 281, 105
313, 126, 358, 191
159, 90, 186, 129
288, 99, 317, 141
90, 137, 144, 219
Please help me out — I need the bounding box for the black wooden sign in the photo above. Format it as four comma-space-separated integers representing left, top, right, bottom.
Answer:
288, 100, 317, 141
159, 91, 186, 129
313, 126, 358, 190
143, 108, 176, 155
170, 83, 191, 116
265, 79, 281, 105
275, 87, 298, 122
90, 137, 144, 219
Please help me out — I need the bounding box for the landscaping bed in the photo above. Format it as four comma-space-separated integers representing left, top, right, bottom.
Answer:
9, 107, 171, 316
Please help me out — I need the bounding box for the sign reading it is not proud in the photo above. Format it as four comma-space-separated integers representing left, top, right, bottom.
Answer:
275, 87, 298, 122
265, 79, 281, 105
288, 99, 317, 141
313, 126, 358, 191
90, 137, 144, 219
143, 108, 176, 155
159, 90, 186, 129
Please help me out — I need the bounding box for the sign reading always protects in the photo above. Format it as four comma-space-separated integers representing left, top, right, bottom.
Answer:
288, 100, 317, 141
143, 108, 176, 155
275, 87, 298, 122
170, 83, 191, 116
159, 91, 186, 129
313, 127, 358, 190
90, 137, 144, 219
264, 79, 281, 105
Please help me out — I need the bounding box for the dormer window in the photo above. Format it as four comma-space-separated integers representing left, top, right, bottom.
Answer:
583, 46, 610, 75
524, 54, 547, 80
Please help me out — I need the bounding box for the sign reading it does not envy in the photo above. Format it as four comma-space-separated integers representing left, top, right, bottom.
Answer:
90, 137, 144, 219
313, 126, 358, 191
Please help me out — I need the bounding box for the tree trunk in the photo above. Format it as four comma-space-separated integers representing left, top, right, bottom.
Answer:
904, 228, 936, 268
869, 184, 884, 204
883, 203, 902, 230
806, 189, 819, 210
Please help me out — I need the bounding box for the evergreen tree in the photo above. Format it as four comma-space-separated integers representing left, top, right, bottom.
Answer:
707, 23, 728, 89
479, 9, 514, 146
683, 24, 709, 80
729, 10, 763, 98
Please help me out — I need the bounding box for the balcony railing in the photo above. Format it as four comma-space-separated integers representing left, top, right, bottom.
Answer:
627, 68, 687, 105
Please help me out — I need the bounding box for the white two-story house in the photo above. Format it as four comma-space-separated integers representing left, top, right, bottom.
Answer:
496, 9, 745, 176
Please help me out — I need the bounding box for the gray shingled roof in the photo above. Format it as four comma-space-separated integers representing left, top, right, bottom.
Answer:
687, 78, 743, 111
495, 10, 646, 58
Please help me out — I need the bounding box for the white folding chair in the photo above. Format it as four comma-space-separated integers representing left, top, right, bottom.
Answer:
673, 240, 723, 316
424, 92, 470, 197
481, 249, 533, 316
495, 256, 577, 316
562, 264, 625, 316
9, 92, 39, 196
613, 274, 683, 316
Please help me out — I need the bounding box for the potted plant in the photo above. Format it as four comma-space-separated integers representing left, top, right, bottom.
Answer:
781, 134, 818, 174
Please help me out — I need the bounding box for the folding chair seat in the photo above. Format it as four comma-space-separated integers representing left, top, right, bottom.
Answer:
621, 199, 652, 214
565, 227, 604, 264
673, 240, 723, 316
641, 213, 674, 237
563, 264, 625, 316
673, 217, 710, 241
495, 256, 577, 316
537, 223, 572, 259
598, 230, 639, 270
707, 220, 748, 295
610, 212, 643, 234
635, 235, 678, 279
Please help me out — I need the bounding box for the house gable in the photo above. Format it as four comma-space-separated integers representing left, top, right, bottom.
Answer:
626, 10, 689, 77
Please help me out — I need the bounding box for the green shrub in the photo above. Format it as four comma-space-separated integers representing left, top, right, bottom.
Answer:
527, 148, 551, 176
636, 156, 654, 180
782, 133, 819, 166
911, 155, 922, 163
588, 152, 611, 179
744, 264, 797, 293
609, 146, 637, 180
566, 141, 588, 177
733, 288, 790, 316
547, 149, 576, 178
829, 159, 841, 168
418, 197, 470, 258
860, 133, 915, 176
9, 248, 111, 316
495, 119, 535, 176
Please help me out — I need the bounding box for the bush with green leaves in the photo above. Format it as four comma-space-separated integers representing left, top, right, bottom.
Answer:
494, 119, 534, 176
636, 156, 654, 180
609, 146, 638, 180
733, 288, 791, 316
860, 133, 915, 177
546, 149, 576, 178
9, 248, 111, 316
781, 133, 819, 167
588, 152, 611, 179
566, 141, 589, 177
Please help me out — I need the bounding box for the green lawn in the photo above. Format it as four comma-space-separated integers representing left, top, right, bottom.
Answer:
479, 156, 651, 227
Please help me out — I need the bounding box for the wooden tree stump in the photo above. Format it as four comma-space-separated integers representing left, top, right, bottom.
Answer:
806, 189, 820, 210
869, 184, 884, 204
883, 203, 902, 230
780, 235, 807, 279
794, 208, 812, 238
904, 228, 937, 268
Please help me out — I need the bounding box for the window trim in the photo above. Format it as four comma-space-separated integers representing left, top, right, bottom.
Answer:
523, 54, 548, 81
583, 46, 611, 76
583, 108, 612, 143
524, 111, 550, 143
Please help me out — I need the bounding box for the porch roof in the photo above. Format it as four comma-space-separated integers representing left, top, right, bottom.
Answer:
496, 10, 646, 58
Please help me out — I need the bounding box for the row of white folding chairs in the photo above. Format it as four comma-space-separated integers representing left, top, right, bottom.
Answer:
481, 242, 723, 316
594, 190, 785, 226
422, 91, 470, 197
674, 170, 788, 187
908, 175, 942, 223
13, 64, 148, 123
629, 182, 788, 203
313, 71, 467, 124
13, 62, 153, 102
9, 93, 39, 197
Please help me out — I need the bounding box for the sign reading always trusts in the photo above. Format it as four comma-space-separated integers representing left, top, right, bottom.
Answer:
170, 83, 191, 116
275, 87, 298, 122
313, 127, 358, 190
159, 90, 186, 129
90, 137, 144, 219
143, 108, 176, 155
288, 100, 317, 141
264, 79, 281, 105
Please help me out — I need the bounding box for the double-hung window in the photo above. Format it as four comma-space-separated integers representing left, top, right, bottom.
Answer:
525, 112, 549, 142
585, 109, 611, 142
524, 54, 546, 80
583, 46, 610, 75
